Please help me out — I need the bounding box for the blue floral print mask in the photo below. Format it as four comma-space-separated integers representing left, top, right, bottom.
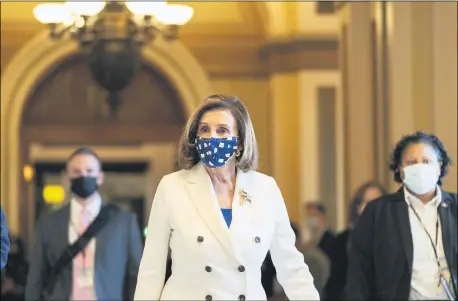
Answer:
195, 136, 238, 168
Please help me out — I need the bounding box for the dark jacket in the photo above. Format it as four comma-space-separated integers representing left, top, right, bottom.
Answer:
346, 189, 457, 301
318, 229, 336, 260
1, 206, 10, 270
324, 228, 351, 300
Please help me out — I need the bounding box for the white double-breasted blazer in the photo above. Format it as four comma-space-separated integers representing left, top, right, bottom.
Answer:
134, 163, 319, 301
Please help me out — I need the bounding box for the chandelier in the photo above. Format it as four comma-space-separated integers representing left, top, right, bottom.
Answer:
33, 1, 194, 45
33, 1, 194, 117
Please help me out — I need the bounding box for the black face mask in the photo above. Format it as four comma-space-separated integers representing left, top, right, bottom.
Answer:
71, 176, 99, 199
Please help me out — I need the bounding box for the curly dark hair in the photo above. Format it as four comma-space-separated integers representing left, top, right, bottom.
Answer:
348, 182, 387, 226
389, 131, 452, 185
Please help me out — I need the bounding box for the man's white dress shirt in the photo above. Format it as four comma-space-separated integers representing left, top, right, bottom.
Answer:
69, 195, 101, 300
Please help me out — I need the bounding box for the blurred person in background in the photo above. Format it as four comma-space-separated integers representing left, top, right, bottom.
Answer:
303, 202, 336, 260
263, 222, 330, 300
260, 251, 276, 299
1, 206, 10, 270
1, 235, 29, 301
25, 147, 142, 301
135, 95, 319, 301
294, 222, 330, 299
324, 182, 387, 300
347, 131, 457, 300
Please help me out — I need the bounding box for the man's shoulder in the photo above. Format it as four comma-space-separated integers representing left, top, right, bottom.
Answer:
106, 206, 139, 228
0, 206, 6, 225
107, 205, 134, 219
37, 205, 69, 227
442, 190, 458, 203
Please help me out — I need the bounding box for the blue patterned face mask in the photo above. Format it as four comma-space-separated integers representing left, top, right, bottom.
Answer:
195, 136, 238, 168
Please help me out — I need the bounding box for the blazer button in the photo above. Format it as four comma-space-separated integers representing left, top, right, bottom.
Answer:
255, 236, 261, 243
238, 265, 245, 272
238, 294, 246, 301
205, 266, 212, 272
197, 236, 204, 242
205, 295, 212, 301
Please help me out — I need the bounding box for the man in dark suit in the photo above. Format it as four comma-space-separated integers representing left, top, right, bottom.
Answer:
1, 206, 10, 270
347, 132, 457, 300
25, 147, 143, 300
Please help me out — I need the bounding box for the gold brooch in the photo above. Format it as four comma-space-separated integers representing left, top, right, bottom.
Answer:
239, 189, 252, 206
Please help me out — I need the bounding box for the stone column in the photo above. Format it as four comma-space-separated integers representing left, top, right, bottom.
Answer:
432, 2, 457, 191
338, 2, 378, 204
269, 73, 302, 223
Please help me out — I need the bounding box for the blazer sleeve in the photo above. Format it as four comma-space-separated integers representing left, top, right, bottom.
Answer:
268, 178, 320, 301
1, 206, 10, 270
134, 176, 171, 301
125, 212, 143, 300
346, 201, 375, 300
25, 215, 49, 301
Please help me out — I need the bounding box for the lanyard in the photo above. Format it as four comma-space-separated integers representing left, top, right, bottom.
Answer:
409, 204, 439, 260
409, 204, 442, 288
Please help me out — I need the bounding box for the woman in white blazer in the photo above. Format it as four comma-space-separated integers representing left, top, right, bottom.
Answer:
134, 94, 319, 301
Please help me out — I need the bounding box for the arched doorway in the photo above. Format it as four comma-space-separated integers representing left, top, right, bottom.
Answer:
22, 54, 186, 140
1, 30, 213, 236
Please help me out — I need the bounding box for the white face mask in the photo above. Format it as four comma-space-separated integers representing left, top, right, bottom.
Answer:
402, 163, 439, 195
305, 217, 319, 234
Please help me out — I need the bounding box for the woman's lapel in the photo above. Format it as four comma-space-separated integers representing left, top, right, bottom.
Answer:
184, 163, 242, 262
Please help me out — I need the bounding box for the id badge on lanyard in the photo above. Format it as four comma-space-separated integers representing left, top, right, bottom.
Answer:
76, 250, 95, 288
77, 269, 94, 288
409, 204, 455, 300
440, 275, 456, 301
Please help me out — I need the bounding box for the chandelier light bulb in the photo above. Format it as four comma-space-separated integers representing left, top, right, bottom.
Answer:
33, 0, 194, 47
33, 3, 74, 24
154, 4, 194, 26
65, 2, 106, 17
125, 1, 167, 16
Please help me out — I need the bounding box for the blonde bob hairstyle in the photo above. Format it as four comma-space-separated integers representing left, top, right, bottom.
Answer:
178, 94, 259, 172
